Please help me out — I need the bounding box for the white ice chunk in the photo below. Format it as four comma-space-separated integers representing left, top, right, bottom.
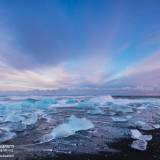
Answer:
153, 124, 160, 129
130, 129, 152, 141
39, 115, 94, 143
126, 115, 132, 119
131, 140, 147, 151
135, 121, 154, 131
131, 129, 142, 139
112, 117, 128, 122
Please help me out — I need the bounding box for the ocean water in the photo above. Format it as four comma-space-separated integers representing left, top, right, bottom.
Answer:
0, 95, 160, 152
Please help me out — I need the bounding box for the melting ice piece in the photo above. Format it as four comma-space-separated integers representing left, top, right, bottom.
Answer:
112, 117, 128, 122
0, 129, 16, 143
131, 140, 147, 151
130, 129, 152, 141
39, 115, 94, 143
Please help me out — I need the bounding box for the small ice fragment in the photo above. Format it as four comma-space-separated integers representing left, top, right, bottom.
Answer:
130, 129, 142, 139
87, 107, 104, 115
131, 140, 147, 151
153, 124, 160, 129
135, 121, 154, 131
140, 135, 152, 141
135, 121, 146, 127
137, 106, 146, 110
126, 115, 132, 119
130, 129, 152, 141
112, 117, 128, 122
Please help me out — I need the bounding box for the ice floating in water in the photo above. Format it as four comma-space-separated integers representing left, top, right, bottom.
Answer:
39, 115, 94, 143
0, 129, 16, 143
112, 117, 128, 122
131, 140, 147, 151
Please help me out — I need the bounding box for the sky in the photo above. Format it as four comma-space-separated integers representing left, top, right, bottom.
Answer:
0, 0, 160, 95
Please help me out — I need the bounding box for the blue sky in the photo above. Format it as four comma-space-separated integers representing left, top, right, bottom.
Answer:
0, 0, 160, 94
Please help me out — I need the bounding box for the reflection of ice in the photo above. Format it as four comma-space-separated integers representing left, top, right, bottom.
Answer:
39, 115, 94, 143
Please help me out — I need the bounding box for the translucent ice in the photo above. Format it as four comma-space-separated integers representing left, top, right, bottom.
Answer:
39, 115, 94, 143
130, 129, 142, 139
131, 140, 147, 151
153, 124, 160, 129
130, 129, 152, 141
135, 121, 154, 130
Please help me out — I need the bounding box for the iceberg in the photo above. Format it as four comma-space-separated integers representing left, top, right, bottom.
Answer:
39, 115, 94, 143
